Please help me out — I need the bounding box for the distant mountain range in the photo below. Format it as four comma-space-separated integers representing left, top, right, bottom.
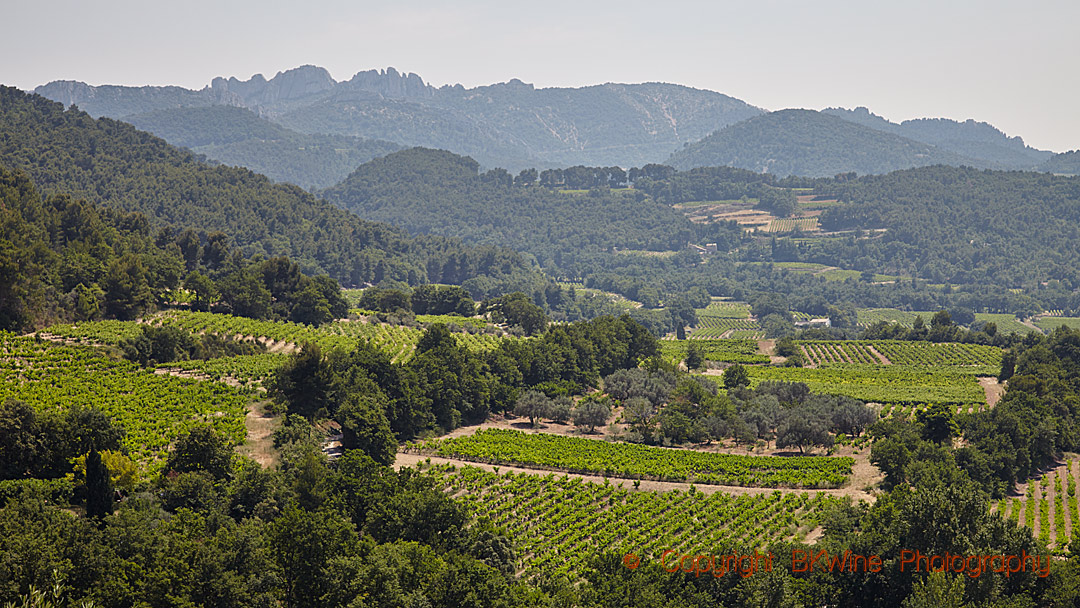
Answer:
34, 65, 1077, 181
35, 65, 762, 172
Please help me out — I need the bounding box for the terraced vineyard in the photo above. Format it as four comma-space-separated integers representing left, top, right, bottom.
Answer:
0, 335, 249, 466
423, 429, 853, 488
745, 364, 987, 412
434, 465, 838, 577
660, 339, 769, 365
156, 353, 289, 386
797, 340, 1001, 374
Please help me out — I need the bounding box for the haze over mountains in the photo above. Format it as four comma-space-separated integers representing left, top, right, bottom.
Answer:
34, 64, 1077, 185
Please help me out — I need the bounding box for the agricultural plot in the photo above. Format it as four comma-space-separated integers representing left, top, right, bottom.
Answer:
745, 364, 987, 412
764, 218, 819, 233
975, 313, 1040, 335
434, 465, 837, 578
690, 318, 760, 339
820, 269, 898, 283
156, 353, 289, 386
52, 312, 510, 364
996, 459, 1080, 554
660, 339, 769, 365
696, 301, 751, 318
0, 336, 248, 466
797, 340, 1001, 375
856, 309, 938, 329
1035, 316, 1080, 333
423, 429, 853, 488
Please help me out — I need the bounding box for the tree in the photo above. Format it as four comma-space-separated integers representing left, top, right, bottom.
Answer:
775, 410, 833, 454
514, 390, 551, 427
549, 396, 573, 424
336, 394, 396, 466
102, 254, 153, 320
183, 271, 217, 312
166, 425, 233, 480
84, 449, 113, 520
916, 402, 959, 444
572, 398, 611, 433
685, 342, 704, 370
723, 364, 749, 389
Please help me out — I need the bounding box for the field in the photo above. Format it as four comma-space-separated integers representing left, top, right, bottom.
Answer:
797, 340, 1001, 375
696, 300, 752, 318
689, 318, 761, 339
744, 364, 987, 413
819, 269, 898, 283
422, 429, 853, 488
996, 458, 1080, 554
765, 218, 819, 233
660, 339, 769, 365
434, 464, 838, 577
45, 311, 511, 364
856, 309, 937, 329
0, 335, 249, 466
1035, 316, 1080, 333
975, 313, 1040, 335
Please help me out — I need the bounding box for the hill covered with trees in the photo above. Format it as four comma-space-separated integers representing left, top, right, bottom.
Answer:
667, 109, 978, 176
320, 148, 727, 267
0, 87, 548, 298
823, 106, 1053, 170
124, 105, 402, 189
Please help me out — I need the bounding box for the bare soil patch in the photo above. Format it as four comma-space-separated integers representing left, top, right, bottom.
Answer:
237, 400, 280, 468
979, 377, 1006, 407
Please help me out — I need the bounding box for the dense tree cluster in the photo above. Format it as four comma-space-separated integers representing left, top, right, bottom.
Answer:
0, 87, 548, 297
269, 315, 657, 457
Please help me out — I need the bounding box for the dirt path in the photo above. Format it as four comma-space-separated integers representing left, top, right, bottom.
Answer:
237, 401, 280, 468
979, 377, 1006, 407
866, 345, 891, 365
395, 452, 874, 502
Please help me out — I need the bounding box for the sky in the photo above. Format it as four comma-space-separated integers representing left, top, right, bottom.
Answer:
3, 0, 1077, 152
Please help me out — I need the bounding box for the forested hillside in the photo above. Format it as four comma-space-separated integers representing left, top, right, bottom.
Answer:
823, 106, 1052, 169
1040, 150, 1080, 175
0, 87, 548, 296
667, 109, 977, 176
125, 105, 402, 189
321, 148, 722, 267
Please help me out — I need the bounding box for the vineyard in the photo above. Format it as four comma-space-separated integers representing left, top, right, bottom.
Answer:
156, 353, 289, 387
974, 313, 1040, 335
690, 318, 761, 339
996, 459, 1080, 554
797, 340, 1001, 374
432, 464, 838, 577
422, 429, 853, 488
660, 339, 769, 365
45, 312, 512, 364
0, 335, 249, 466
745, 364, 987, 411
855, 309, 937, 329
696, 301, 751, 319
765, 218, 819, 233
1035, 316, 1080, 333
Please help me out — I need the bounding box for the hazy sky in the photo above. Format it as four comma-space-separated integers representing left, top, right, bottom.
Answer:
4, 0, 1077, 152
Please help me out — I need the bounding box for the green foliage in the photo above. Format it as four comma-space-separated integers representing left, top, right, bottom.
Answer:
0, 87, 548, 297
